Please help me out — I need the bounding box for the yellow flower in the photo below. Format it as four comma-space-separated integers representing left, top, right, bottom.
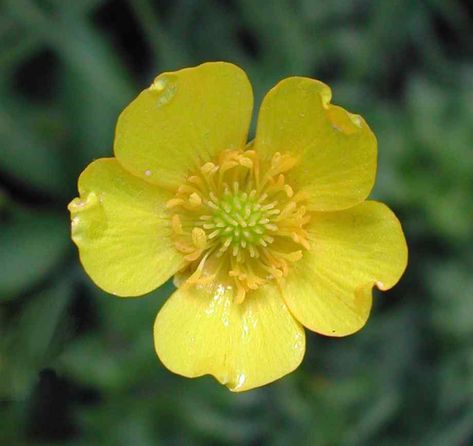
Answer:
68, 62, 407, 392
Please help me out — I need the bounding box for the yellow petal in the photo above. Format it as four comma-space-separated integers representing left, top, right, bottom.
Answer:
253, 77, 377, 211
68, 158, 183, 297
154, 283, 305, 392
283, 201, 407, 336
114, 62, 253, 188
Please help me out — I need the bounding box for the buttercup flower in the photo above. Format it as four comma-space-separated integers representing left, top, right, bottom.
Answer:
68, 62, 407, 392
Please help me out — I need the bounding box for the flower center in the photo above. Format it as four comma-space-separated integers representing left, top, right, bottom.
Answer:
167, 149, 311, 303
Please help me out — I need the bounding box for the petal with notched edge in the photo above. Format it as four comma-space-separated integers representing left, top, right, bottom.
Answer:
68, 158, 183, 296
115, 62, 253, 189
282, 201, 407, 336
154, 283, 305, 392
254, 77, 377, 211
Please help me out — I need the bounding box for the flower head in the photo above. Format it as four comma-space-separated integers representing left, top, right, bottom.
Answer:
68, 62, 407, 392
167, 148, 310, 304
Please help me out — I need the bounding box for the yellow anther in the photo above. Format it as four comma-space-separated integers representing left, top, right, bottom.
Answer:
189, 192, 202, 207
284, 184, 294, 197
167, 149, 310, 304
272, 153, 297, 174
171, 214, 183, 234
239, 156, 253, 168
192, 227, 207, 249
201, 162, 217, 174
166, 198, 184, 208
220, 160, 239, 173
174, 241, 196, 254
188, 175, 204, 185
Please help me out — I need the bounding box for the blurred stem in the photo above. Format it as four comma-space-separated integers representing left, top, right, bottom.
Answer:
0, 187, 7, 210
0, 32, 42, 73
126, 0, 190, 71
5, 0, 133, 105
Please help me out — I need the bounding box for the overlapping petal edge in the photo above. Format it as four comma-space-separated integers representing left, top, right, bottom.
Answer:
68, 62, 408, 392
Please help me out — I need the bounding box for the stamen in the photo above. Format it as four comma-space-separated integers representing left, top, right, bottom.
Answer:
284, 184, 294, 197
191, 227, 207, 249
189, 192, 202, 207
166, 198, 184, 208
239, 156, 253, 168
171, 214, 183, 234
167, 149, 310, 304
188, 175, 204, 186
201, 162, 217, 174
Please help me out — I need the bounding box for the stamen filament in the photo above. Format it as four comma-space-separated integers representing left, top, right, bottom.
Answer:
168, 149, 310, 303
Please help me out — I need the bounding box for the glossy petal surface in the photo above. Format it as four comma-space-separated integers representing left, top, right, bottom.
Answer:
114, 62, 253, 188
283, 201, 407, 336
68, 158, 183, 296
154, 283, 305, 392
253, 77, 377, 211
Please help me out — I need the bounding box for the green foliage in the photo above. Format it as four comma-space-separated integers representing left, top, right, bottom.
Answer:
1, 0, 472, 444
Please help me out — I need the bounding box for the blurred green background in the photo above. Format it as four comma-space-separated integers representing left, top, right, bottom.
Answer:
1, 0, 473, 444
